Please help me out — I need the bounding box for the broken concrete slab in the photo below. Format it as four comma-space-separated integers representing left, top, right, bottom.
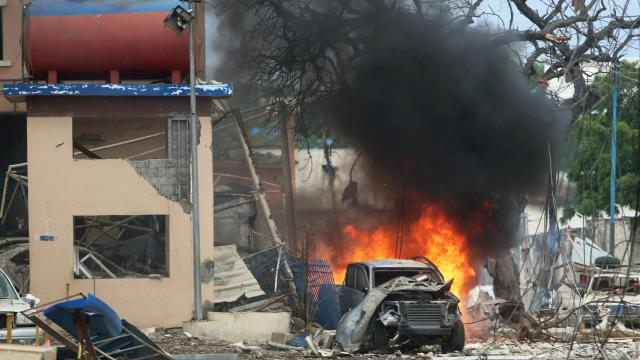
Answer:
431, 357, 539, 360
0, 344, 56, 360
173, 355, 238, 360
183, 312, 291, 343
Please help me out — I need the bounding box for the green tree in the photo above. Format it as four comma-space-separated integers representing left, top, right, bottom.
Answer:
564, 61, 639, 220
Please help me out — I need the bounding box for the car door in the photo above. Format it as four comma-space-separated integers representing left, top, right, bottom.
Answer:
339, 264, 358, 315
352, 265, 369, 306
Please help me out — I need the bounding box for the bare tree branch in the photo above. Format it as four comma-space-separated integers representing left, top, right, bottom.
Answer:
213, 0, 640, 126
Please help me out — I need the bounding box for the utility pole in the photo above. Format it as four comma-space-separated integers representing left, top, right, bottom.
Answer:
279, 104, 297, 253
303, 223, 310, 332
189, 0, 203, 321
609, 62, 618, 256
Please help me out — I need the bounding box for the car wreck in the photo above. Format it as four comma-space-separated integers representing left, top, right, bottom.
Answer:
335, 258, 464, 353
582, 270, 640, 328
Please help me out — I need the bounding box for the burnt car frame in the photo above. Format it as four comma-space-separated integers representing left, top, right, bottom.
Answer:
581, 271, 640, 328
336, 258, 464, 352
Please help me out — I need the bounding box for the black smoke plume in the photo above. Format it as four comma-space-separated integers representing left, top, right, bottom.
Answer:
210, 1, 568, 265
331, 13, 568, 259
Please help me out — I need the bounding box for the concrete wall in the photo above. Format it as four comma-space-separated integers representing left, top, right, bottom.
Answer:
294, 148, 392, 211
184, 312, 291, 343
590, 218, 640, 264
0, 0, 26, 113
27, 115, 215, 328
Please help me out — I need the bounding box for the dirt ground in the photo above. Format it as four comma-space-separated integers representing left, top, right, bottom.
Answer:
150, 327, 640, 359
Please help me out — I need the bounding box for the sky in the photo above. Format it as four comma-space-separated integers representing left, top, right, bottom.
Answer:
201, 0, 640, 80
478, 0, 640, 58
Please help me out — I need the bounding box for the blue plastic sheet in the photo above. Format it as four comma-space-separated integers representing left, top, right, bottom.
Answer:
43, 293, 122, 338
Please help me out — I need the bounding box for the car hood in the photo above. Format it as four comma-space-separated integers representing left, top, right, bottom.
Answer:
0, 299, 30, 313
584, 292, 640, 305
335, 276, 453, 352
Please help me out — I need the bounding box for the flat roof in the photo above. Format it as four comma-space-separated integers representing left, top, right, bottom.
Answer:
3, 83, 233, 102
357, 259, 429, 268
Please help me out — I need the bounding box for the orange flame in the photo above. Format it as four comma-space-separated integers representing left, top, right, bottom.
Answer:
317, 204, 477, 299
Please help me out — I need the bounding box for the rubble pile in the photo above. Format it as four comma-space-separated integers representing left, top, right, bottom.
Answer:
150, 327, 640, 359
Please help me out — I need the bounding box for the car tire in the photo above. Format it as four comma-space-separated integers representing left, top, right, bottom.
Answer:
442, 319, 465, 353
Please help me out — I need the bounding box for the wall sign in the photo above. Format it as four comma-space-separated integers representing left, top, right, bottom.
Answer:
39, 235, 55, 241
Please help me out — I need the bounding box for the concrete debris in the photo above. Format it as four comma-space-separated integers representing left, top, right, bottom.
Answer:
305, 335, 320, 355
305, 330, 342, 357
0, 344, 56, 360
173, 355, 239, 360
269, 332, 287, 344
183, 312, 291, 343
230, 341, 262, 352
265, 340, 304, 351
141, 327, 156, 336
466, 285, 507, 326
313, 329, 336, 350
151, 326, 640, 359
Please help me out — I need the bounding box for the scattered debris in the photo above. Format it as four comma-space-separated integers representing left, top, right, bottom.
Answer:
0, 163, 28, 238
24, 293, 173, 359
72, 215, 169, 279
230, 341, 262, 352
151, 327, 640, 359
265, 340, 304, 351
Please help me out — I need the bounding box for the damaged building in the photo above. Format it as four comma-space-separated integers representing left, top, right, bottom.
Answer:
0, 0, 233, 327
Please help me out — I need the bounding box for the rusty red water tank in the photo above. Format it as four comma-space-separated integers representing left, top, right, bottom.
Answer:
26, 0, 189, 81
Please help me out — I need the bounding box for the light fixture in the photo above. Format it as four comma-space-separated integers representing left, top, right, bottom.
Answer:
163, 5, 193, 34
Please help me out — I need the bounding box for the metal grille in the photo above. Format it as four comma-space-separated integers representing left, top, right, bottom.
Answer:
406, 303, 443, 326
288, 259, 336, 304
288, 258, 341, 329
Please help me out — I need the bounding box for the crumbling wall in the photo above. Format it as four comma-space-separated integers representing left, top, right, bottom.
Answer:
129, 116, 191, 204
130, 159, 190, 203
27, 115, 215, 328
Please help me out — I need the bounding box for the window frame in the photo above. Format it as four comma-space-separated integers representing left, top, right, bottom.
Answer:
355, 266, 369, 292
344, 265, 356, 288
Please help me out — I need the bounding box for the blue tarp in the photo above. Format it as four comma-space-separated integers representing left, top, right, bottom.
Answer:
43, 293, 122, 339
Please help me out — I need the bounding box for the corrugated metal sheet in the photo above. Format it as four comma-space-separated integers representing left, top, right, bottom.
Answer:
214, 245, 265, 303
570, 236, 609, 266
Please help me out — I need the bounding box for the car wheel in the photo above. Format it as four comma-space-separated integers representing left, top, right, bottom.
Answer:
442, 319, 465, 353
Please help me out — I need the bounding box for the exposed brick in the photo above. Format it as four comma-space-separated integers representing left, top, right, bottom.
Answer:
128, 117, 191, 203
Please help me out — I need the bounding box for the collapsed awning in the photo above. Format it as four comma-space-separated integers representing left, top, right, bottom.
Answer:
213, 244, 265, 303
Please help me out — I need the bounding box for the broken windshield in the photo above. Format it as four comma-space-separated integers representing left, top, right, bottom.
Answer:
374, 269, 442, 287
0, 272, 18, 300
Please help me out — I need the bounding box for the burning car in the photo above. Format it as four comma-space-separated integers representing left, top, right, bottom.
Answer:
335, 258, 464, 352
